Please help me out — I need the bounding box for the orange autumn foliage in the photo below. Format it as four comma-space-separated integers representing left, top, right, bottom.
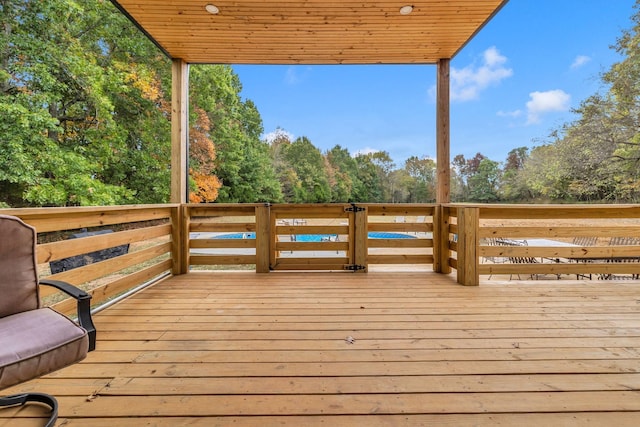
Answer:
189, 171, 222, 203
189, 107, 222, 202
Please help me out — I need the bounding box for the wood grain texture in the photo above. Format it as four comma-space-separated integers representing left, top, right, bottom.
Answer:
5, 271, 640, 425
112, 1, 507, 64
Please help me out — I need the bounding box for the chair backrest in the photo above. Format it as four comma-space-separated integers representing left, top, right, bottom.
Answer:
0, 215, 40, 317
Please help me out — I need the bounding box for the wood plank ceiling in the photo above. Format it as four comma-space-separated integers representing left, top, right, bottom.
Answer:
111, 0, 508, 64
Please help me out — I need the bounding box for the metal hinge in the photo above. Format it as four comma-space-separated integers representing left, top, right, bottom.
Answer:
344, 204, 365, 213
344, 264, 366, 271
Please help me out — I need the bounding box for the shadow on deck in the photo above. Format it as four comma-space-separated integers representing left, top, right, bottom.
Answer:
4, 271, 640, 426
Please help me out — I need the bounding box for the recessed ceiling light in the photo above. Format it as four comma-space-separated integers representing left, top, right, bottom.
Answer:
399, 5, 414, 15
205, 4, 219, 15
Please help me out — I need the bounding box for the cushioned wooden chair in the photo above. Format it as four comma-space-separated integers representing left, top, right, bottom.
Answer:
0, 214, 96, 426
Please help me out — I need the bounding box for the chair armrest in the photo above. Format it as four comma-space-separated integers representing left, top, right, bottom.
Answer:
39, 279, 97, 352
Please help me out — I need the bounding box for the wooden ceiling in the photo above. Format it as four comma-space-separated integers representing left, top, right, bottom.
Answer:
111, 0, 508, 64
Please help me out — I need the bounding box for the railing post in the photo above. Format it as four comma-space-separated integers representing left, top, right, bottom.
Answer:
353, 205, 368, 272
433, 204, 451, 274
255, 203, 271, 273
170, 205, 182, 275
180, 204, 190, 274
170, 59, 188, 204
457, 206, 479, 286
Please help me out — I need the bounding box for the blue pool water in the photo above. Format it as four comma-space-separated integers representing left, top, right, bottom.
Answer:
215, 232, 415, 240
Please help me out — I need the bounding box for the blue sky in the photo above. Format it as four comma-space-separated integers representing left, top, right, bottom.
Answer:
232, 0, 637, 166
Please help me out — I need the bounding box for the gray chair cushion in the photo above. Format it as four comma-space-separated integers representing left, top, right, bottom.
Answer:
0, 308, 88, 389
0, 214, 40, 317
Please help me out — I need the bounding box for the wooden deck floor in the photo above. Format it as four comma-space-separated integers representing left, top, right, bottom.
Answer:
4, 272, 640, 426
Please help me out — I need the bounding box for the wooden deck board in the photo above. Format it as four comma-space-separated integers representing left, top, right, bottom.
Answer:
3, 271, 640, 425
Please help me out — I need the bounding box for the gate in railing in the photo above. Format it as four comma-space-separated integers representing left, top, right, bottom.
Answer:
269, 204, 367, 271
183, 203, 435, 273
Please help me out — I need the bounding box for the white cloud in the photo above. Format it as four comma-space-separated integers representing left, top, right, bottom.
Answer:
571, 55, 591, 69
285, 67, 299, 85
497, 110, 523, 118
450, 46, 513, 101
263, 128, 295, 143
352, 147, 380, 157
526, 90, 571, 124
284, 67, 300, 85
284, 66, 312, 85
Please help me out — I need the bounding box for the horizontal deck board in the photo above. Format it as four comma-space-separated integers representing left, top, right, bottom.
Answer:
49, 413, 640, 427
102, 304, 640, 314
48, 358, 640, 379
4, 271, 640, 425
98, 373, 640, 394
9, 392, 640, 417
95, 327, 640, 340
18, 373, 640, 396
90, 337, 640, 351
84, 347, 639, 364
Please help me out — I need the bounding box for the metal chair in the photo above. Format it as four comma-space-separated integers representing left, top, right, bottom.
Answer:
0, 215, 96, 426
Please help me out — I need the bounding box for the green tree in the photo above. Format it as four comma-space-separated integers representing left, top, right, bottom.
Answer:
369, 151, 395, 201
591, 2, 640, 201
190, 65, 281, 203
353, 154, 384, 202
451, 153, 486, 202
520, 144, 569, 201
404, 156, 436, 202
558, 101, 622, 202
326, 145, 363, 202
269, 130, 301, 202
2, 1, 113, 205
283, 137, 331, 203
524, 1, 640, 203
388, 169, 413, 203
0, 0, 170, 206
468, 158, 501, 202
500, 147, 531, 202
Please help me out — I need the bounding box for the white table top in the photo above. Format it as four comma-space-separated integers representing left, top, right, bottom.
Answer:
525, 238, 579, 247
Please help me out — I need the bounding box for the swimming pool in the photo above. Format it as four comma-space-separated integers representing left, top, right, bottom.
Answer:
214, 232, 415, 241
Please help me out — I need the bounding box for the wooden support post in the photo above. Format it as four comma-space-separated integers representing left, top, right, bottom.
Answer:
433, 205, 451, 274
170, 205, 182, 276
171, 59, 188, 204
436, 58, 451, 204
255, 204, 271, 273
456, 207, 479, 286
353, 206, 368, 273
180, 204, 190, 274
269, 208, 278, 270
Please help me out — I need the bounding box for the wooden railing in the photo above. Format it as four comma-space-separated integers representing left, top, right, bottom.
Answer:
366, 204, 435, 267
182, 203, 269, 272
3, 203, 639, 312
182, 203, 435, 272
3, 205, 179, 316
270, 203, 356, 271
450, 204, 640, 285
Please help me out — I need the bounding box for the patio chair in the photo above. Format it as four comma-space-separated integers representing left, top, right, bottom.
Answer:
572, 236, 597, 246
0, 215, 96, 427
507, 255, 539, 280
483, 238, 508, 265
597, 236, 640, 280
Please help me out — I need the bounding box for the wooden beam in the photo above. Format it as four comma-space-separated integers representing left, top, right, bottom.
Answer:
255, 204, 271, 273
433, 205, 452, 274
180, 204, 190, 274
436, 58, 450, 204
171, 59, 188, 204
170, 205, 182, 275
353, 206, 368, 273
456, 207, 479, 286
109, 1, 507, 64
